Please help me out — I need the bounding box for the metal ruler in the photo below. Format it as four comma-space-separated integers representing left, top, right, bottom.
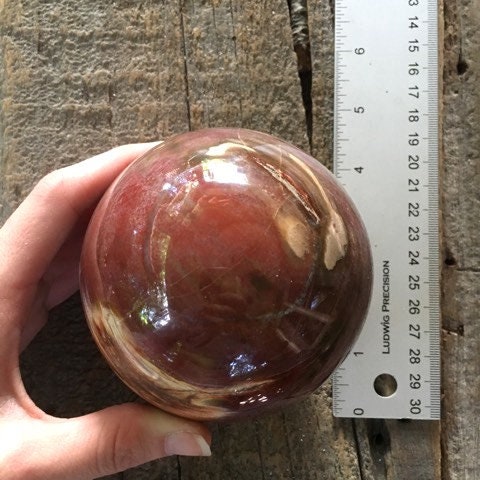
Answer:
332, 0, 440, 419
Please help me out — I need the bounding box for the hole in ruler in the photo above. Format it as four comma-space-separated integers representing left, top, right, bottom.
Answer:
373, 373, 397, 398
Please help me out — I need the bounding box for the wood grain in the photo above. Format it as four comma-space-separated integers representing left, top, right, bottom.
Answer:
1, 0, 478, 478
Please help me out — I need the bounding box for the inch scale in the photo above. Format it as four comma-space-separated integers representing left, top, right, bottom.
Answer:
332, 0, 440, 419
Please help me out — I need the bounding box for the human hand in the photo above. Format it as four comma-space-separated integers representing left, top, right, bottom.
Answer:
0, 144, 211, 480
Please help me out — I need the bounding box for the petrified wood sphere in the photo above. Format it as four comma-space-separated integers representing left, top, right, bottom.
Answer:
80, 128, 372, 421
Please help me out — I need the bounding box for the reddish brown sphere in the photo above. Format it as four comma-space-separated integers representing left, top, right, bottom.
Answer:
80, 128, 372, 421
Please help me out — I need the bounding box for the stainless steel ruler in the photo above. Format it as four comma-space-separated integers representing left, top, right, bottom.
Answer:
332, 0, 440, 419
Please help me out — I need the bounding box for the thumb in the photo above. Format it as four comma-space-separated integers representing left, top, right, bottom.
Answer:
14, 403, 212, 480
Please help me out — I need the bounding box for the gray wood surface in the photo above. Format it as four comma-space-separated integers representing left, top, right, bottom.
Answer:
1, 1, 478, 478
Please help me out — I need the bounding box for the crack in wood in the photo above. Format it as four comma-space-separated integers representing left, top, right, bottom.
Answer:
352, 419, 367, 480
286, 0, 313, 151
282, 411, 296, 479
176, 454, 182, 480
179, 0, 192, 131
254, 420, 267, 480
367, 419, 391, 458
228, 0, 243, 125
328, 0, 335, 29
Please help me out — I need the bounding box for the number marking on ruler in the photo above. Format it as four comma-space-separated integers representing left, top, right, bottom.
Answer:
332, 0, 440, 420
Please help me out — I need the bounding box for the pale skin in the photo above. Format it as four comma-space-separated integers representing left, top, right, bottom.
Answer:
0, 143, 211, 480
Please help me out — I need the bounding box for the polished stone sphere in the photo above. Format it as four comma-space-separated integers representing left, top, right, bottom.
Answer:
80, 128, 372, 421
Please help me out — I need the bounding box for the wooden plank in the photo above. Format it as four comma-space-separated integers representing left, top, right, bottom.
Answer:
442, 271, 480, 479
180, 0, 308, 148
1, 0, 480, 479
442, 1, 480, 478
0, 0, 189, 219
442, 0, 480, 270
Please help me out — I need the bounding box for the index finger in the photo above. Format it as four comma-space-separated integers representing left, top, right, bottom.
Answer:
0, 142, 159, 292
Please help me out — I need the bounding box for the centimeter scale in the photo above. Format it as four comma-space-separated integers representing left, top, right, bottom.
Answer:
332, 0, 440, 419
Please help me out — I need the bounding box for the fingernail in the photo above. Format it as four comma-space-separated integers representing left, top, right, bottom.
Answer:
165, 432, 212, 457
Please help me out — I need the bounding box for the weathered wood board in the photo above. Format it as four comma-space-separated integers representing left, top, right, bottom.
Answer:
1, 1, 478, 478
